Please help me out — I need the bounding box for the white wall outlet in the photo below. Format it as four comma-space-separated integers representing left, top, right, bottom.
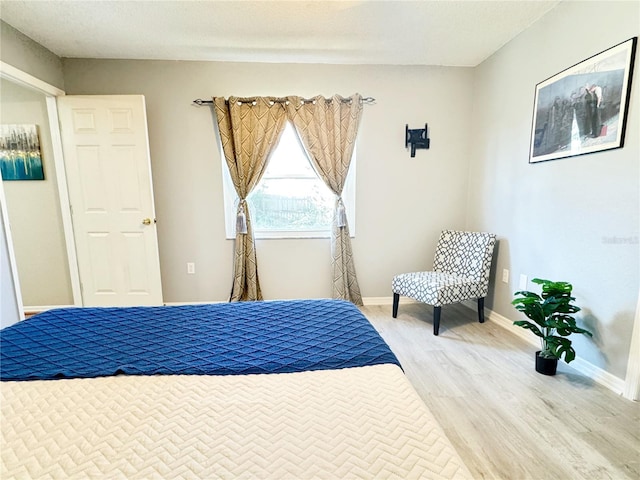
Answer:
187, 262, 195, 274
502, 269, 509, 283
519, 274, 528, 291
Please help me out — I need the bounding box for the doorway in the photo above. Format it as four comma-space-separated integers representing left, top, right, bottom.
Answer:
1, 78, 73, 308
0, 61, 81, 320
1, 62, 163, 316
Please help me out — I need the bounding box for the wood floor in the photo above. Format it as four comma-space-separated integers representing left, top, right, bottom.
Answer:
361, 303, 640, 480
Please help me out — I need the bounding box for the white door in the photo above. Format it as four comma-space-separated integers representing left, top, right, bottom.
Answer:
57, 95, 163, 306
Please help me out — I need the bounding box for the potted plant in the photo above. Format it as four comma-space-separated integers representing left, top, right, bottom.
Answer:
512, 278, 592, 375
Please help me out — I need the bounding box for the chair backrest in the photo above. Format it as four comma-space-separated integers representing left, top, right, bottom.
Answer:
433, 230, 496, 283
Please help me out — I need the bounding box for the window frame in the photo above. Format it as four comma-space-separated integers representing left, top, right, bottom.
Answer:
220, 123, 356, 239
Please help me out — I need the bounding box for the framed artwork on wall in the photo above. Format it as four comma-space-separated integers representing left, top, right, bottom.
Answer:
0, 124, 45, 180
529, 37, 637, 164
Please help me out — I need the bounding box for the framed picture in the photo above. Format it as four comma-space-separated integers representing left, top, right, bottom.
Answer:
0, 124, 45, 180
529, 37, 637, 163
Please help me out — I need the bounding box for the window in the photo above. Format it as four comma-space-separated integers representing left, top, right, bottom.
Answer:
222, 123, 355, 238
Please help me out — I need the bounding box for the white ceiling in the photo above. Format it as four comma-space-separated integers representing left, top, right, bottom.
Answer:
0, 0, 561, 67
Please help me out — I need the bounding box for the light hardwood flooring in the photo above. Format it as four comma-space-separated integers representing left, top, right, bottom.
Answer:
361, 303, 640, 480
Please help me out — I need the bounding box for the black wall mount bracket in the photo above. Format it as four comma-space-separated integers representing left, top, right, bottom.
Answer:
405, 124, 430, 157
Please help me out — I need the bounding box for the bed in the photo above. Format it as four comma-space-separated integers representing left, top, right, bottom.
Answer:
1, 299, 470, 479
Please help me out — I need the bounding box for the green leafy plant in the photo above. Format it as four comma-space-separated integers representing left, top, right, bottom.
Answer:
512, 278, 592, 363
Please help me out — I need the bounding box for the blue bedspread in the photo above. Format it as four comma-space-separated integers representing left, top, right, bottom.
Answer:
0, 299, 400, 381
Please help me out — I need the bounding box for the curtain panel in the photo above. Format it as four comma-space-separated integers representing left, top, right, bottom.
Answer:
213, 97, 287, 301
286, 94, 364, 305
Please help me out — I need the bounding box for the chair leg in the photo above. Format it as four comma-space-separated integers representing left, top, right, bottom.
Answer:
392, 293, 399, 318
433, 306, 441, 336
478, 297, 485, 323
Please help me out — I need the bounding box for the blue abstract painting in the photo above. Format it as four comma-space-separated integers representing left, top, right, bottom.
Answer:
0, 124, 45, 181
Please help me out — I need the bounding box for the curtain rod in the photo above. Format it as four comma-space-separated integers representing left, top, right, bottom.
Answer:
193, 96, 375, 106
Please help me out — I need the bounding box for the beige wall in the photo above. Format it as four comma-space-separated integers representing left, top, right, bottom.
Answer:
467, 1, 639, 379
61, 60, 474, 302
0, 20, 65, 90
1, 79, 73, 306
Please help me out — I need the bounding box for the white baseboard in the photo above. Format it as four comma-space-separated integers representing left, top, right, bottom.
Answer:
166, 298, 410, 306
163, 300, 226, 306
362, 296, 393, 305
462, 302, 626, 396
362, 296, 418, 306
568, 357, 625, 395
480, 306, 540, 348
24, 305, 75, 313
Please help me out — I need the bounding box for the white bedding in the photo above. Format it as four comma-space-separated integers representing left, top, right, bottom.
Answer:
1, 364, 470, 479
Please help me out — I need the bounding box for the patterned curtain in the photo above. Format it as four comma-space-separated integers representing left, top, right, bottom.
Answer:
214, 97, 287, 301
286, 94, 364, 305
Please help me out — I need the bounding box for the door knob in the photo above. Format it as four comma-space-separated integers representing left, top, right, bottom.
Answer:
142, 218, 152, 225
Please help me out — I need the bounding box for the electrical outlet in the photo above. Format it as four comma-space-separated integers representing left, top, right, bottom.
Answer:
187, 262, 195, 274
519, 274, 528, 291
502, 269, 509, 283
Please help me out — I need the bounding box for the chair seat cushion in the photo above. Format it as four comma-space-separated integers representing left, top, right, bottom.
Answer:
392, 271, 487, 307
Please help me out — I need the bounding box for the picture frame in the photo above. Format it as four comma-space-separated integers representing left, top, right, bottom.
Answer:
529, 37, 637, 164
0, 124, 45, 180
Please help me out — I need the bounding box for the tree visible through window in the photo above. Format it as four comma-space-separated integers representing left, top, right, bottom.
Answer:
250, 123, 333, 232
222, 122, 355, 238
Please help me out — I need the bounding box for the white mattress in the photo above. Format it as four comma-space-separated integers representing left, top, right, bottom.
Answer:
1, 364, 470, 479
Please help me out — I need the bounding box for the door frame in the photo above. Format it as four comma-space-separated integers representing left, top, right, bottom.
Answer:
624, 290, 640, 401
0, 164, 24, 321
0, 61, 82, 309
